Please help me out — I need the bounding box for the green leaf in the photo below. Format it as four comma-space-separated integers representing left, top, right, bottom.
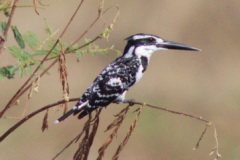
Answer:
22, 31, 40, 50
3, 8, 10, 17
48, 41, 60, 55
44, 21, 54, 35
0, 65, 19, 79
8, 46, 32, 63
114, 49, 122, 56
25, 63, 33, 75
19, 66, 25, 77
0, 0, 10, 17
100, 49, 109, 55
75, 50, 84, 57
102, 27, 111, 39
1, 21, 7, 33
32, 50, 49, 56
11, 26, 25, 49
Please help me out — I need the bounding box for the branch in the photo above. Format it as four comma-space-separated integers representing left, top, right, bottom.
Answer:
0, 0, 20, 54
122, 101, 221, 160
0, 99, 221, 160
0, 98, 79, 142
52, 109, 102, 160
123, 101, 210, 124
2, 0, 20, 39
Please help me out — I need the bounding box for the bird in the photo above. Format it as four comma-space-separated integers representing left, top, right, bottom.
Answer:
54, 33, 200, 123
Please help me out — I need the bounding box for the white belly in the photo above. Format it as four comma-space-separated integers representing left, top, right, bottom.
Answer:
135, 65, 144, 83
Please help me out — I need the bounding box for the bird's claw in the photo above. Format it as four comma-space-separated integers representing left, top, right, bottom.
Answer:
123, 99, 135, 106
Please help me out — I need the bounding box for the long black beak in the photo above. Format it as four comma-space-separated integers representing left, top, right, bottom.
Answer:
157, 40, 201, 51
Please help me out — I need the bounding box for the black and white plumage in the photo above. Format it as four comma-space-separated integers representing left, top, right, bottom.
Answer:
54, 33, 200, 123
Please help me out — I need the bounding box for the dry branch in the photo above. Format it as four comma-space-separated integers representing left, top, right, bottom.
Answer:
0, 98, 221, 159
52, 109, 102, 160
97, 105, 131, 160
112, 106, 143, 160
74, 109, 101, 160
0, 98, 78, 142
41, 109, 49, 132
2, 0, 20, 39
0, 0, 20, 55
58, 44, 70, 101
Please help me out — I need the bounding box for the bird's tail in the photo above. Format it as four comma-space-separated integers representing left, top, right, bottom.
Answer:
54, 109, 76, 124
54, 100, 89, 123
54, 107, 97, 123
73, 107, 96, 119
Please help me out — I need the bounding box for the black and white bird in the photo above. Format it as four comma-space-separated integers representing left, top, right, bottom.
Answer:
54, 33, 200, 123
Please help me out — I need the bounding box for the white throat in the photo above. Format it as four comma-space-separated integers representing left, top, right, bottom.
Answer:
135, 45, 155, 59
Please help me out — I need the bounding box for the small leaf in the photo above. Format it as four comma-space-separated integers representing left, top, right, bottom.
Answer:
101, 49, 109, 55
22, 31, 40, 50
48, 41, 60, 56
25, 64, 33, 75
114, 49, 122, 56
44, 21, 54, 35
0, 0, 11, 17
32, 50, 49, 56
8, 46, 32, 63
11, 26, 25, 48
102, 27, 111, 39
1, 21, 7, 33
0, 65, 19, 79
75, 50, 84, 57
19, 66, 25, 77
3, 6, 10, 17
61, 41, 68, 49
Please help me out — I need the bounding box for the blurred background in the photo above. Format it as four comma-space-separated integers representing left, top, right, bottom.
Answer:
1, 0, 240, 159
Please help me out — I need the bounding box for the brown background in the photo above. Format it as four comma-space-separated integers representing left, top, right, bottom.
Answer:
0, 0, 240, 159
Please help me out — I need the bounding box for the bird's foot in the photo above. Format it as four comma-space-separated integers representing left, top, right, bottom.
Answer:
123, 99, 135, 106
113, 99, 121, 104
113, 99, 135, 106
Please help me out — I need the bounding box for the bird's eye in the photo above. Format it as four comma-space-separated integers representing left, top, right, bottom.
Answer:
148, 37, 155, 42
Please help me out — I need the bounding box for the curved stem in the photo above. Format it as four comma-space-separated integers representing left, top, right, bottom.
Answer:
0, 98, 79, 142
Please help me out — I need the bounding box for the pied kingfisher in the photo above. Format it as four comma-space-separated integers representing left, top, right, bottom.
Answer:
54, 33, 200, 123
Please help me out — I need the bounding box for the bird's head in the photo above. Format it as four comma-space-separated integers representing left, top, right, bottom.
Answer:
123, 33, 200, 58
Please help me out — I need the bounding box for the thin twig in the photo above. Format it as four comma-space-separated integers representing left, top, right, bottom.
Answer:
0, 98, 79, 142
41, 109, 49, 132
1, 99, 221, 160
123, 101, 210, 124
193, 124, 209, 150
112, 106, 143, 160
73, 109, 102, 160
52, 132, 83, 160
209, 123, 221, 160
2, 0, 20, 39
67, 0, 104, 49
0, 0, 20, 54
73, 113, 92, 160
122, 101, 221, 159
52, 113, 99, 160
97, 105, 131, 160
